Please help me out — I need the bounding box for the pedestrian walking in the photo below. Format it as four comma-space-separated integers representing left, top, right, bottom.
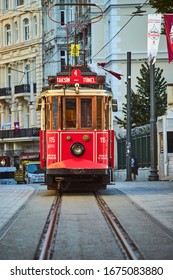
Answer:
131, 154, 138, 181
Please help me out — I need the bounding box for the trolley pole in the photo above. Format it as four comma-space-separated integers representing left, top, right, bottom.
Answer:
148, 60, 159, 181
126, 52, 132, 181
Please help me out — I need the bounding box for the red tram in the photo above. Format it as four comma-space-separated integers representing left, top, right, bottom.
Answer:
37, 66, 116, 191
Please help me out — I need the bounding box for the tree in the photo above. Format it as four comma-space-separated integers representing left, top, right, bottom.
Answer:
115, 62, 167, 129
149, 0, 173, 13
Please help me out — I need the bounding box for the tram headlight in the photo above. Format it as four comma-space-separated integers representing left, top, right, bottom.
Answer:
70, 142, 85, 157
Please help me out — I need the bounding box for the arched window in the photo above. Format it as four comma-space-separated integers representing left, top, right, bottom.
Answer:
33, 16, 37, 37
14, 22, 18, 43
5, 24, 11, 45
23, 18, 29, 40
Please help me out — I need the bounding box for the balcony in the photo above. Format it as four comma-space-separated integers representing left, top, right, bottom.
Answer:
14, 84, 30, 94
0, 127, 40, 139
0, 87, 11, 96
0, 88, 12, 104
14, 84, 37, 101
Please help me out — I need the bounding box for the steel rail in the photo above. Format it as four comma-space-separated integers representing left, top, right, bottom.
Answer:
38, 195, 62, 260
95, 192, 143, 260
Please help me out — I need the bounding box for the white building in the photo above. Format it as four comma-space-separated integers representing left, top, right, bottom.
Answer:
92, 1, 172, 128
91, 0, 173, 179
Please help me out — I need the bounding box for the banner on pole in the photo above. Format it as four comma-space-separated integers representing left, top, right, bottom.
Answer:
147, 14, 161, 62
164, 14, 173, 63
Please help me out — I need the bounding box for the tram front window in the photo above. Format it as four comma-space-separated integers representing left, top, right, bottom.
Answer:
81, 98, 92, 128
65, 98, 76, 128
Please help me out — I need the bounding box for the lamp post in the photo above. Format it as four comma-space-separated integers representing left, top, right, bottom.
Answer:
126, 52, 132, 181
148, 60, 159, 181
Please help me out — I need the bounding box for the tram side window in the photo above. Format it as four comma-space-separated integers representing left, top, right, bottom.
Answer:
65, 98, 76, 128
105, 97, 109, 129
97, 97, 102, 129
46, 96, 51, 129
52, 96, 58, 129
81, 98, 92, 128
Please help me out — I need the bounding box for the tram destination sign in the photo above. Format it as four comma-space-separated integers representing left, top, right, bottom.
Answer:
57, 69, 97, 85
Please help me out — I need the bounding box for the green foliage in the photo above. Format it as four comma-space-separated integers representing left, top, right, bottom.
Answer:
149, 0, 173, 13
115, 62, 167, 129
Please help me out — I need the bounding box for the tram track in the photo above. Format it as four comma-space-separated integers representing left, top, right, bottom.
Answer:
34, 191, 143, 260
0, 185, 173, 259
34, 194, 62, 260
94, 192, 143, 260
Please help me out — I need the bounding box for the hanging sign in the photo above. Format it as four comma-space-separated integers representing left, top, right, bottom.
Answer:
57, 69, 97, 84
70, 44, 80, 56
147, 14, 161, 62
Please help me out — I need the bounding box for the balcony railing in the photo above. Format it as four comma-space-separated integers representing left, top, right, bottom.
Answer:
14, 83, 37, 94
14, 84, 30, 94
0, 84, 37, 97
0, 87, 11, 96
0, 127, 40, 139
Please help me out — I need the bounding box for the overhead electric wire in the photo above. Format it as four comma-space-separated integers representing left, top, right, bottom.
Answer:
1, 0, 149, 86
91, 0, 149, 61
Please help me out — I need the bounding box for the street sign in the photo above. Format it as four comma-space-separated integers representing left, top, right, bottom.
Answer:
57, 69, 97, 85
70, 44, 80, 56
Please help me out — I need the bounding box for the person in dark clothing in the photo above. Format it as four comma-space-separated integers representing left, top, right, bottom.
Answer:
131, 154, 138, 181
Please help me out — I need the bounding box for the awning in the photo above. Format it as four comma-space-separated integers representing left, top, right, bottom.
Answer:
19, 152, 40, 160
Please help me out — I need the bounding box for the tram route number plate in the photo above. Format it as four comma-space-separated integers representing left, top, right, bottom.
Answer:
57, 69, 97, 84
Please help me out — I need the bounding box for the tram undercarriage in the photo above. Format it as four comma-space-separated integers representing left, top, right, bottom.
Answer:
46, 169, 110, 192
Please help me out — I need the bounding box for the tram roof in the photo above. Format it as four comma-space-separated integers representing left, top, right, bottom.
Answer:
40, 87, 113, 98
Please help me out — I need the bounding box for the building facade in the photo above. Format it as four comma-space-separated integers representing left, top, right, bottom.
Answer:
0, 0, 42, 167
0, 0, 92, 168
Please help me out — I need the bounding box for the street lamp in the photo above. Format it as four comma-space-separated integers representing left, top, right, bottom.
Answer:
148, 60, 159, 181
126, 52, 132, 181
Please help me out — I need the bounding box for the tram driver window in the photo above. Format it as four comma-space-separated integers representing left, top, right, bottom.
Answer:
65, 98, 76, 128
81, 98, 92, 128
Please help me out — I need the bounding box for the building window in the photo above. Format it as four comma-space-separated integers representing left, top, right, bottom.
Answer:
33, 16, 37, 37
61, 50, 66, 71
60, 11, 65, 25
5, 24, 11, 45
25, 64, 30, 84
7, 67, 11, 88
16, 0, 24, 6
4, 0, 9, 10
14, 22, 18, 43
23, 18, 29, 40
60, 0, 65, 25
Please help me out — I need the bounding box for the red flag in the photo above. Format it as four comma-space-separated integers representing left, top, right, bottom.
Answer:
97, 63, 123, 80
97, 62, 107, 67
164, 14, 173, 63
14, 122, 20, 136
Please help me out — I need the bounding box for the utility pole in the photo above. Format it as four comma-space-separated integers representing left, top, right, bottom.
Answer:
148, 60, 159, 181
126, 52, 132, 181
